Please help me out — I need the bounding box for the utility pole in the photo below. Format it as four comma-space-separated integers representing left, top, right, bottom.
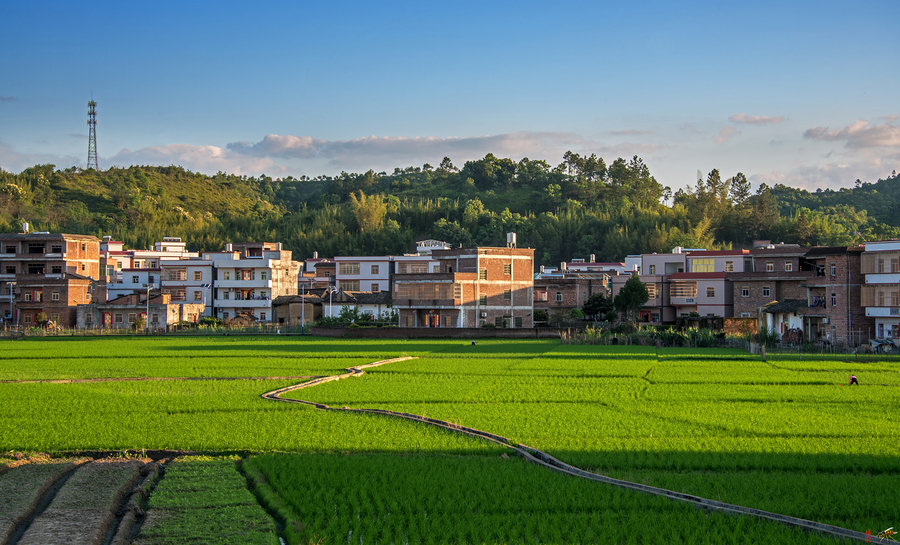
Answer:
87, 98, 98, 170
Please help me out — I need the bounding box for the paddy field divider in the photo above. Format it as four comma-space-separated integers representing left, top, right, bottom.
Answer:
261, 356, 877, 543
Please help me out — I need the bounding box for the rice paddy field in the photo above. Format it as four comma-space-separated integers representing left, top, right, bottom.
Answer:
1, 336, 898, 544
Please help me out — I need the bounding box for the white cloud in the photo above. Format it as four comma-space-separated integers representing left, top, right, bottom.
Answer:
730, 113, 784, 125
0, 96, 17, 102
751, 152, 900, 191
107, 144, 284, 176
224, 132, 674, 173
714, 126, 741, 144
608, 129, 655, 136
804, 120, 900, 149
0, 140, 80, 172
227, 132, 588, 168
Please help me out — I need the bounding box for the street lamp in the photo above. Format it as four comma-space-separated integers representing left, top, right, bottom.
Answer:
7, 282, 15, 329
300, 284, 305, 333
142, 283, 155, 334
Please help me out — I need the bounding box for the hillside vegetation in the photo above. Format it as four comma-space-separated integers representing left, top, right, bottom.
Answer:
1, 155, 898, 265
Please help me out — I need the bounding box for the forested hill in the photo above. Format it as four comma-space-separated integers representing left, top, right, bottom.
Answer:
1, 155, 898, 267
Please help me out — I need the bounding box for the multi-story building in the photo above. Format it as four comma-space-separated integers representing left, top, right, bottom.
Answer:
206, 242, 301, 322
857, 241, 900, 340
0, 231, 100, 327
666, 250, 750, 318
100, 236, 198, 281
334, 256, 391, 293
731, 245, 810, 319
393, 245, 534, 328
76, 293, 204, 330
533, 266, 610, 321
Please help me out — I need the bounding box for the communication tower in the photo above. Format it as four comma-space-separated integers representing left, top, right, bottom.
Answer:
87, 98, 98, 170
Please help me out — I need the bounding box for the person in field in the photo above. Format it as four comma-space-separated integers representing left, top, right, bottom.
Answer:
849, 375, 859, 386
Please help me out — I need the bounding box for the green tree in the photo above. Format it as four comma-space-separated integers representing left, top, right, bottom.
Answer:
582, 292, 614, 320
614, 274, 649, 324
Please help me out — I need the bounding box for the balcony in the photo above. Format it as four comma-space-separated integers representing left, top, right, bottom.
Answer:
670, 296, 696, 306
216, 298, 272, 308
216, 279, 272, 289
866, 307, 900, 317
391, 298, 459, 308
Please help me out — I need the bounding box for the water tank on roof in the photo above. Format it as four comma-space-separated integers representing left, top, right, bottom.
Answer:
22, 222, 28, 233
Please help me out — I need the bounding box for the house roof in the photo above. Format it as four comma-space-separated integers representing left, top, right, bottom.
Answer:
804, 245, 864, 256
667, 272, 728, 280
686, 250, 749, 256
761, 299, 808, 314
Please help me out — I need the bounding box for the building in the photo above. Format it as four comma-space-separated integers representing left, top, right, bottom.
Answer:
533, 265, 611, 321
76, 292, 204, 330
731, 245, 810, 319
0, 232, 100, 327
206, 242, 301, 322
393, 245, 535, 328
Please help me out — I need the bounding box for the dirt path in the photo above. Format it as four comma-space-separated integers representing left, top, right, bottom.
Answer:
1, 375, 318, 385
261, 356, 876, 544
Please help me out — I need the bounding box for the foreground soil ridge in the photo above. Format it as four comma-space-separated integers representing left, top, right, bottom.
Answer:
261, 356, 876, 544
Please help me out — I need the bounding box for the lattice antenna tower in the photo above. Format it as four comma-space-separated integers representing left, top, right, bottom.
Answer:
87, 97, 98, 170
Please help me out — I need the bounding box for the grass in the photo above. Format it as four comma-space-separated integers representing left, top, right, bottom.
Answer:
133, 456, 278, 545
4, 336, 898, 540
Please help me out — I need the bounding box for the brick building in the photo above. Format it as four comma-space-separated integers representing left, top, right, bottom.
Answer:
393, 246, 534, 328
76, 292, 204, 330
0, 232, 100, 327
731, 246, 811, 318
533, 269, 610, 322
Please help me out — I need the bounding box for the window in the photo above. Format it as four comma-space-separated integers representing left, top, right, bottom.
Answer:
556, 292, 563, 302
766, 262, 774, 272
194, 291, 202, 301
479, 268, 487, 280
260, 312, 266, 321
24, 293, 32, 302
893, 291, 899, 307
495, 316, 503, 327
51, 265, 62, 274
707, 287, 715, 298
116, 261, 123, 270
405, 315, 414, 327
649, 265, 656, 274
151, 314, 159, 324
740, 312, 751, 318
81, 264, 86, 271
831, 293, 837, 307
261, 271, 267, 280
149, 261, 156, 268
224, 271, 230, 280
24, 314, 32, 324
128, 313, 136, 323
4, 246, 14, 254
51, 292, 59, 301
762, 286, 771, 297
741, 286, 749, 297
85, 314, 93, 324
194, 271, 202, 281
785, 262, 793, 272
114, 313, 124, 324
444, 315, 452, 327
341, 281, 360, 291
504, 289, 511, 300
371, 283, 379, 292
480, 294, 487, 305
371, 265, 379, 274
132, 275, 139, 283
893, 259, 900, 273
5, 266, 14, 274
503, 264, 511, 275
81, 243, 86, 252
692, 258, 714, 273
339, 263, 360, 275
223, 312, 230, 320
830, 264, 836, 276
51, 244, 62, 253
725, 261, 734, 272
515, 316, 523, 328
646, 284, 657, 299
223, 292, 230, 300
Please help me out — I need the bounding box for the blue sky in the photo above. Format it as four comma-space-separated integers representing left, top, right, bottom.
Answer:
2, 0, 898, 192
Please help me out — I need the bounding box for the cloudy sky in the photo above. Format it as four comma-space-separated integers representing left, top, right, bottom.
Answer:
1, 0, 898, 192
